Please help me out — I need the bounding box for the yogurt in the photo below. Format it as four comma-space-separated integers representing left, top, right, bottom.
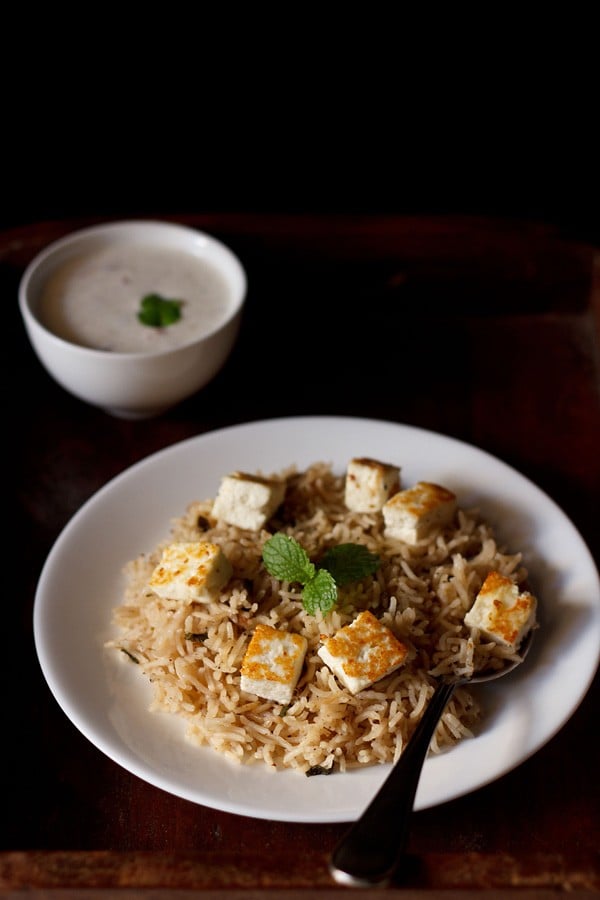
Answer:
39, 243, 234, 353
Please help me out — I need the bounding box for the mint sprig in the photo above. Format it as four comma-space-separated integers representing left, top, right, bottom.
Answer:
262, 533, 315, 583
319, 543, 381, 585
137, 293, 183, 327
302, 568, 338, 615
262, 533, 380, 616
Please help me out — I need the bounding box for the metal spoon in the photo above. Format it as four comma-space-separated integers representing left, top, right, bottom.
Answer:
329, 628, 535, 888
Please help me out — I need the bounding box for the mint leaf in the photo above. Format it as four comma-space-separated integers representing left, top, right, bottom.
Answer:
320, 543, 381, 586
302, 569, 338, 615
138, 293, 182, 327
262, 533, 316, 583
262, 534, 381, 617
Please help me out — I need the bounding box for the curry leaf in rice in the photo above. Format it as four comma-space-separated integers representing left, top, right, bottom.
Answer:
306, 764, 334, 776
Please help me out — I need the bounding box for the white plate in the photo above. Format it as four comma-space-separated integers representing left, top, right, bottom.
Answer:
33, 416, 600, 823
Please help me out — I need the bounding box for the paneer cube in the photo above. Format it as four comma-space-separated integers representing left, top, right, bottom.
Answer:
317, 610, 408, 695
464, 571, 537, 652
149, 541, 232, 602
211, 471, 286, 531
345, 457, 401, 512
382, 481, 457, 544
240, 623, 308, 704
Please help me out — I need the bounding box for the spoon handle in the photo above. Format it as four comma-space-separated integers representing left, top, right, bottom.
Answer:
330, 680, 456, 887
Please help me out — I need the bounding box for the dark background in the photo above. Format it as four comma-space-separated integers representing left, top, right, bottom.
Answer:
2, 5, 598, 240
3, 79, 599, 242
3, 143, 599, 242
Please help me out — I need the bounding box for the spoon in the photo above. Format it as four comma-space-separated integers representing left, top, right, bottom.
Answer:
329, 628, 535, 888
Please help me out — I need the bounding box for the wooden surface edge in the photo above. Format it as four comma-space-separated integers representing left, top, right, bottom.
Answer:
1, 850, 598, 892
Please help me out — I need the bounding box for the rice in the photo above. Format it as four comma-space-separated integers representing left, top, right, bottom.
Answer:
105, 461, 529, 773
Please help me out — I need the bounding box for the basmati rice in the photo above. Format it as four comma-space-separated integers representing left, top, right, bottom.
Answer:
106, 462, 529, 773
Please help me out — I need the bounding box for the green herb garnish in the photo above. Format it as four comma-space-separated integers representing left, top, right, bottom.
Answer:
319, 543, 381, 585
302, 568, 338, 615
262, 533, 315, 584
262, 533, 380, 616
137, 293, 183, 327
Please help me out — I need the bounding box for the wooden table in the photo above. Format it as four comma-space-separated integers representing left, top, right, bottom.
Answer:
4, 213, 599, 898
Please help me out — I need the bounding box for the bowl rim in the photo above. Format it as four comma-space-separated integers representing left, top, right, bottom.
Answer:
18, 218, 248, 360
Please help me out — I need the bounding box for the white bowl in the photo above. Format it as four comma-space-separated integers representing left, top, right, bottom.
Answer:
18, 220, 247, 419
